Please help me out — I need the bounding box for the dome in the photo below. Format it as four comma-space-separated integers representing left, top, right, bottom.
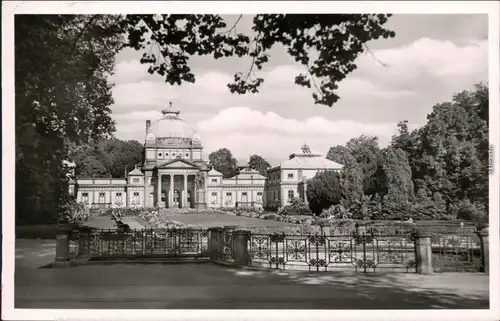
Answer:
151, 104, 197, 140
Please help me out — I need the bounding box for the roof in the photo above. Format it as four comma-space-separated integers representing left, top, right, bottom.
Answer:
127, 167, 143, 176
278, 144, 344, 170
208, 168, 223, 176
230, 167, 266, 180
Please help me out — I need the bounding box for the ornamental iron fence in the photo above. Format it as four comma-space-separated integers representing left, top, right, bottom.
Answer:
68, 228, 210, 260
62, 225, 487, 274
249, 231, 416, 273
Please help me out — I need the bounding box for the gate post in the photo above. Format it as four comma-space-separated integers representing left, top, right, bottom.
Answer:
55, 231, 70, 262
415, 234, 433, 274
232, 230, 251, 266
208, 227, 223, 261
477, 227, 489, 274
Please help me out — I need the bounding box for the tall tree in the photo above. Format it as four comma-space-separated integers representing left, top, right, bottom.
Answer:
306, 170, 342, 215
327, 146, 364, 207
208, 148, 239, 178
248, 154, 271, 177
15, 15, 122, 224
382, 148, 415, 205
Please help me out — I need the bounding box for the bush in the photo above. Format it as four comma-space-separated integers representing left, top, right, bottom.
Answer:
278, 198, 313, 216
59, 198, 92, 224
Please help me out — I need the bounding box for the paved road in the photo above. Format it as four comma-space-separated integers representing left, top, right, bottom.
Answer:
15, 262, 489, 309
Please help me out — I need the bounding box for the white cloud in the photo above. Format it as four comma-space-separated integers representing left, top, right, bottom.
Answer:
110, 35, 487, 162
353, 38, 488, 86
196, 107, 419, 163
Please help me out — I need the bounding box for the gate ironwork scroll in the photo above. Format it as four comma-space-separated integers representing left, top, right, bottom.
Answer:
71, 228, 210, 260
249, 231, 416, 272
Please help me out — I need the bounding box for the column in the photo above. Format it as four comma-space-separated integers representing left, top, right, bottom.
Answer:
232, 230, 251, 266
415, 234, 433, 274
477, 227, 489, 274
55, 232, 70, 262
169, 174, 174, 208
183, 174, 188, 208
157, 174, 162, 207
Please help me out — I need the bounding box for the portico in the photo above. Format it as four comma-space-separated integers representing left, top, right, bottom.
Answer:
155, 158, 204, 208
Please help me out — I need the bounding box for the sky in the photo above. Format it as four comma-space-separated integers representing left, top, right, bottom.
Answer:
108, 14, 488, 166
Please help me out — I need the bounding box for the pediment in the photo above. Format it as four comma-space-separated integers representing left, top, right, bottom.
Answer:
156, 158, 200, 169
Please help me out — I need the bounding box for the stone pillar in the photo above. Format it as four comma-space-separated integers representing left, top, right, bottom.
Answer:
183, 174, 188, 208
415, 234, 433, 274
208, 227, 223, 261
195, 189, 207, 209
55, 232, 70, 262
169, 174, 174, 208
477, 228, 489, 274
232, 230, 251, 266
157, 174, 162, 207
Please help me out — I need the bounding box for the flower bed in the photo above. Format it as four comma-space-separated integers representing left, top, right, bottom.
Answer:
136, 210, 196, 229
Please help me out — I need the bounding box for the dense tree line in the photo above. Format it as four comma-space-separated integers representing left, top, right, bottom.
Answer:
70, 139, 143, 178
307, 83, 489, 222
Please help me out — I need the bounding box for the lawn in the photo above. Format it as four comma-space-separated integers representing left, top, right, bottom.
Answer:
160, 212, 296, 229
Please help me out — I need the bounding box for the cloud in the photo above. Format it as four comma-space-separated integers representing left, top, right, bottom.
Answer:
353, 38, 487, 87
196, 107, 419, 163
109, 35, 488, 162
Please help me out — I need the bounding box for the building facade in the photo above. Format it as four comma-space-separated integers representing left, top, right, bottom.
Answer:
72, 104, 343, 210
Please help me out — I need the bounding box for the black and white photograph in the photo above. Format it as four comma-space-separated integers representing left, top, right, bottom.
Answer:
2, 1, 499, 320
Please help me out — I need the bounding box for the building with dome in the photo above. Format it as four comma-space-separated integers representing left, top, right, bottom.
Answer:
72, 103, 343, 210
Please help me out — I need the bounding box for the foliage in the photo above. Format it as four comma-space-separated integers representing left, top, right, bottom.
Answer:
58, 197, 92, 224
124, 14, 395, 107
208, 148, 239, 178
15, 15, 122, 224
278, 198, 313, 216
306, 170, 342, 215
248, 154, 271, 177
70, 138, 143, 178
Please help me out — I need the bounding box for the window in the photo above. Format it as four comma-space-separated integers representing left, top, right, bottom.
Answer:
211, 192, 217, 203
288, 190, 294, 201
211, 178, 217, 183
288, 173, 294, 179
165, 153, 169, 157
185, 153, 189, 157
172, 153, 176, 157
158, 153, 162, 157
257, 192, 263, 202
82, 192, 88, 203
132, 178, 140, 183
116, 192, 122, 203
241, 192, 248, 203
99, 192, 105, 203
133, 192, 140, 203
226, 192, 232, 202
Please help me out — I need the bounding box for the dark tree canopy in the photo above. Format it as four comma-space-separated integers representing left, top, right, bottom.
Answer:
15, 15, 122, 224
208, 148, 239, 178
248, 154, 271, 177
121, 14, 395, 107
306, 170, 342, 215
70, 138, 143, 178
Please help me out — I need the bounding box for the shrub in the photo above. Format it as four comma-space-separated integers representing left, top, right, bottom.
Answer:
59, 198, 92, 224
278, 198, 313, 216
